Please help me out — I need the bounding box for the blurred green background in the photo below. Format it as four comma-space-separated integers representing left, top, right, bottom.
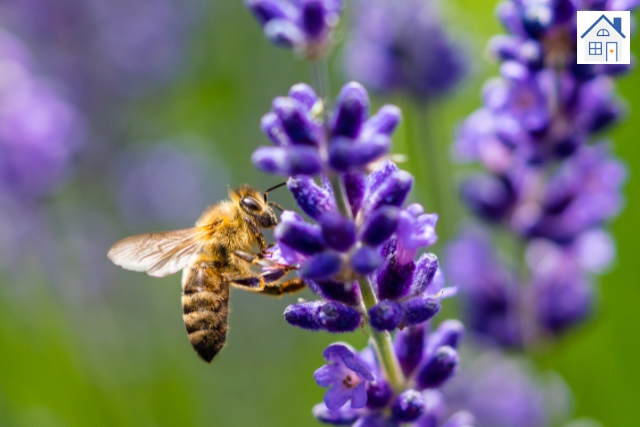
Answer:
0, 0, 638, 426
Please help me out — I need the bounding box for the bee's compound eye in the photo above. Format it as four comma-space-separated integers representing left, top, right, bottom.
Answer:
241, 197, 261, 212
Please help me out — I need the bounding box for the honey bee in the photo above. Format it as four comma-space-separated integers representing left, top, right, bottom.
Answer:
107, 184, 305, 363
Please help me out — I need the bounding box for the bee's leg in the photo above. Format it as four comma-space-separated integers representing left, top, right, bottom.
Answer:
228, 270, 306, 296
234, 250, 274, 267
260, 278, 306, 296
243, 217, 268, 254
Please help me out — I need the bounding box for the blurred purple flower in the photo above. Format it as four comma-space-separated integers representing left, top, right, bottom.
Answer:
0, 29, 84, 200
445, 228, 523, 347
521, 143, 626, 243
246, 0, 343, 57
343, 0, 468, 100
443, 352, 571, 427
0, 0, 199, 102
452, 1, 632, 347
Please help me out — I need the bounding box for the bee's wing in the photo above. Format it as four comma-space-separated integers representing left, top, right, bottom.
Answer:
108, 226, 214, 278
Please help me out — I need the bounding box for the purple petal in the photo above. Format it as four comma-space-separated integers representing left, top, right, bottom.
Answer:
314, 363, 346, 387
312, 403, 359, 425
350, 382, 368, 408
323, 344, 375, 381
325, 384, 353, 410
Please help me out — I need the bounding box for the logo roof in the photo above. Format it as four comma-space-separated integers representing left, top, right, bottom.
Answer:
580, 14, 626, 39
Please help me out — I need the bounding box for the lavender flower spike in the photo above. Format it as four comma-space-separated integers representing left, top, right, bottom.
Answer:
252, 77, 468, 425
314, 343, 375, 410
343, 0, 467, 99
450, 0, 633, 346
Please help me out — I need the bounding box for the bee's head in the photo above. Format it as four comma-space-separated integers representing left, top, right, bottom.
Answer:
230, 184, 283, 228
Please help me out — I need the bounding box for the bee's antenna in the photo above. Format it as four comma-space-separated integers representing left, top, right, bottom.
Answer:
263, 182, 287, 202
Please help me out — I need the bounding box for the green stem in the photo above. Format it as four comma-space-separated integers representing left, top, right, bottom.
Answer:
330, 174, 351, 219
359, 278, 406, 393
403, 101, 429, 207
310, 59, 331, 110
412, 101, 456, 242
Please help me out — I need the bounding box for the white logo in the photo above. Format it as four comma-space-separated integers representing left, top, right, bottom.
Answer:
577, 11, 631, 65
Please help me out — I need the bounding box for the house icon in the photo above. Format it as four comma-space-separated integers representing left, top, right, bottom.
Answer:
580, 14, 626, 62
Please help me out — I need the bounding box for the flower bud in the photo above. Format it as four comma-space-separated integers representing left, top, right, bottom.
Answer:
318, 301, 362, 332
361, 105, 402, 138
369, 300, 403, 331
300, 251, 343, 280
331, 82, 369, 138
365, 381, 393, 409
376, 256, 415, 300
350, 246, 383, 275
264, 19, 305, 48
409, 253, 439, 296
361, 170, 413, 215
260, 112, 288, 146
287, 176, 335, 221
283, 301, 322, 331
416, 346, 459, 389
320, 212, 356, 251
328, 135, 390, 172
275, 216, 325, 254
272, 97, 318, 145
360, 206, 399, 246
301, 0, 328, 40
288, 83, 318, 110
395, 324, 426, 377
431, 319, 465, 350
342, 171, 366, 217
402, 295, 441, 327
247, 0, 295, 26
311, 279, 360, 306
391, 389, 425, 422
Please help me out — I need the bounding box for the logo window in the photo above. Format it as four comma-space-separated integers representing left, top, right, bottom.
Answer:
597, 28, 610, 36
589, 41, 602, 55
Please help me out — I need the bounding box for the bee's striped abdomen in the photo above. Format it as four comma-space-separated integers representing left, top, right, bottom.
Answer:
181, 262, 229, 363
